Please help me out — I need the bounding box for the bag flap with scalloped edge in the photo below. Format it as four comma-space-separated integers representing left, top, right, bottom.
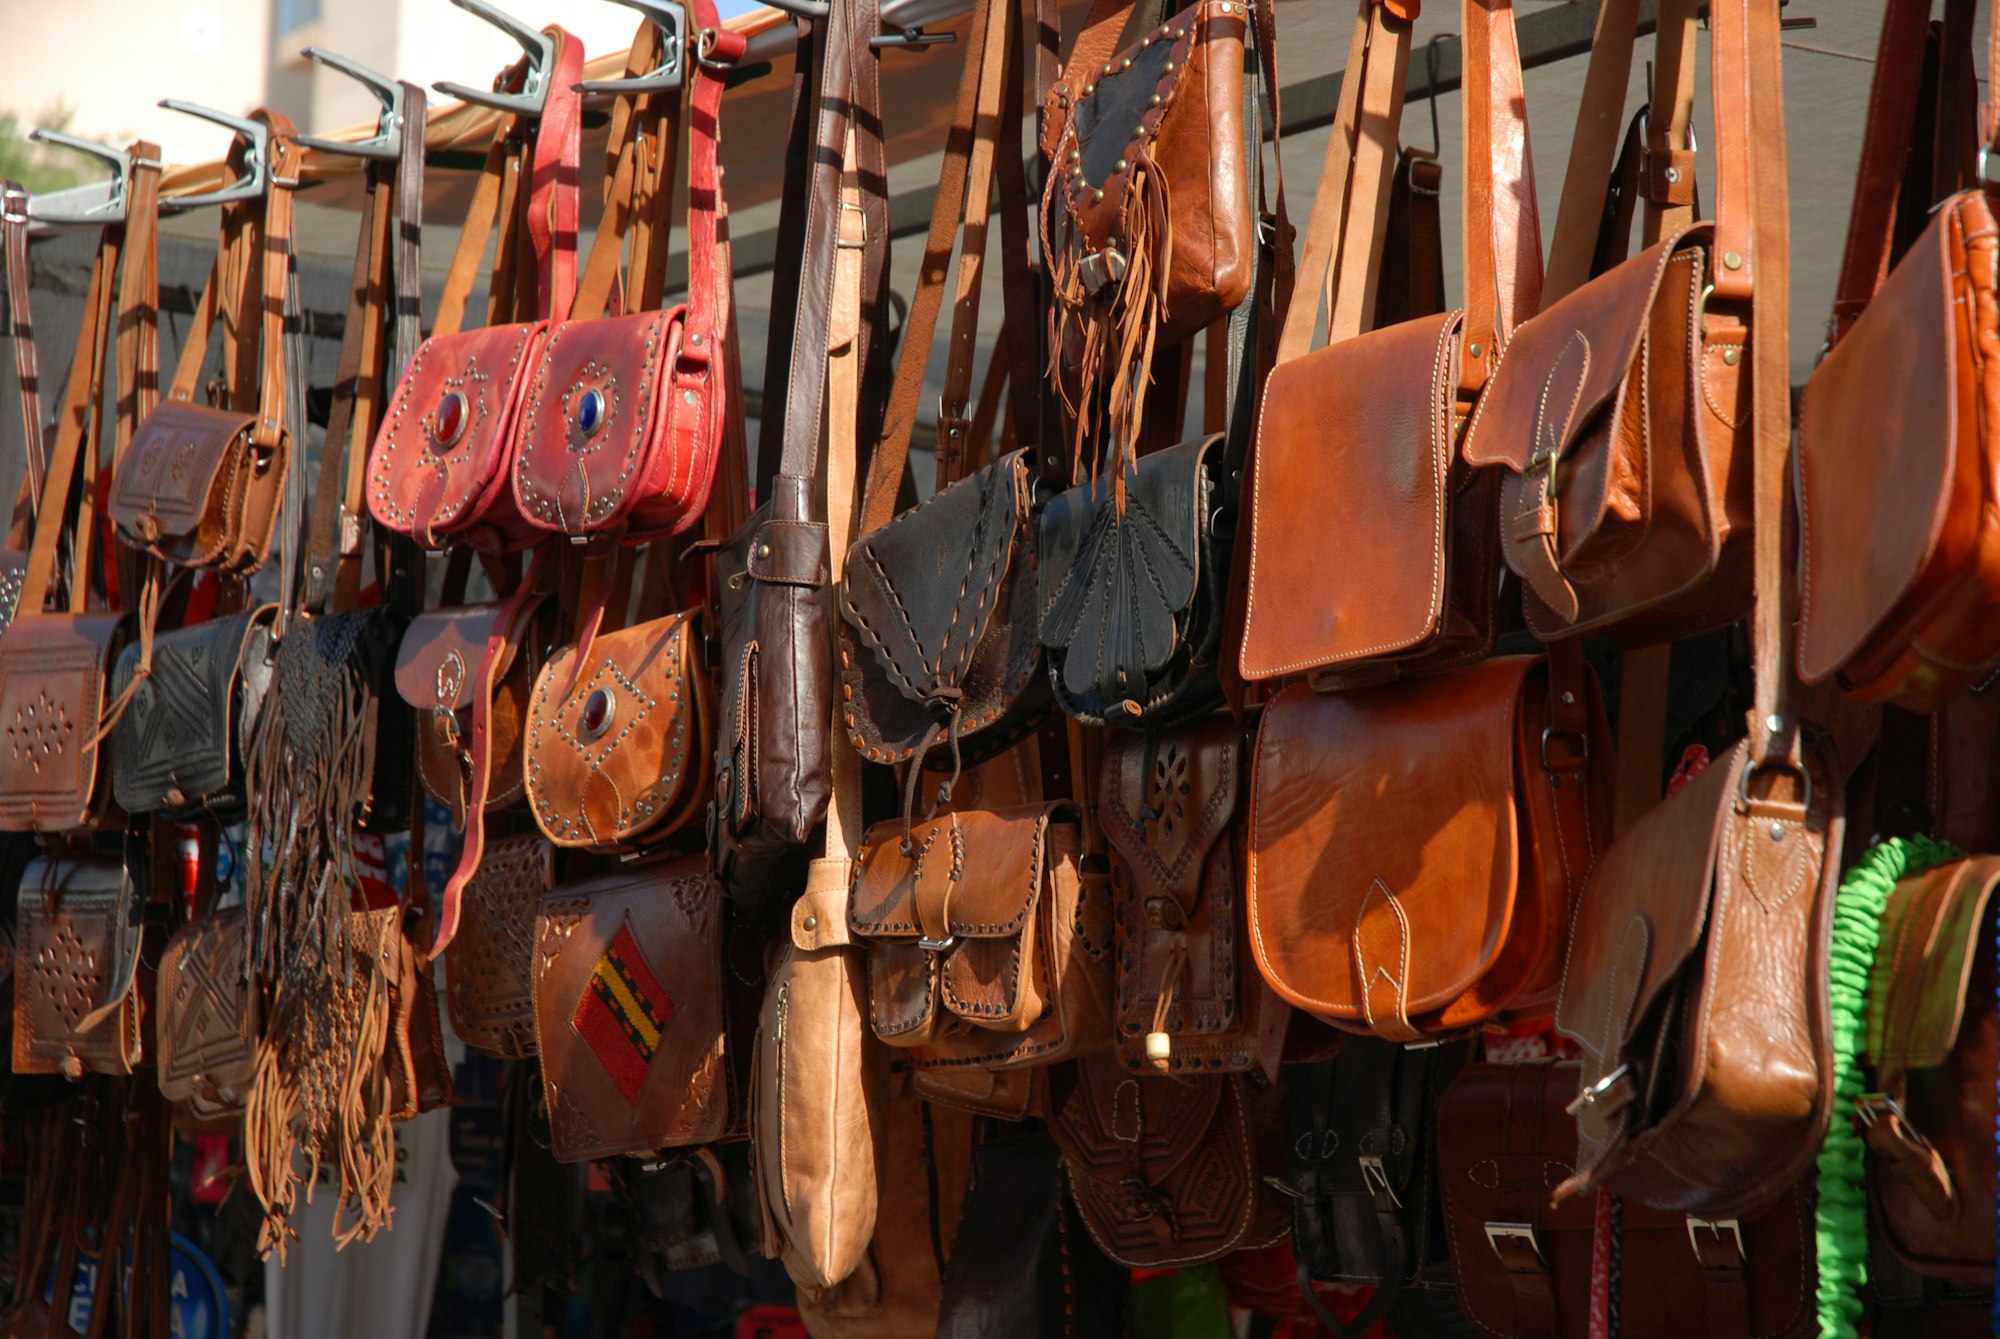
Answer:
1868, 854, 2000, 1074
396, 601, 525, 714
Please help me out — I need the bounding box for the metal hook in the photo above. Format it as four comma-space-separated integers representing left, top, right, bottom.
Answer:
763, 0, 831, 19
575, 0, 687, 95
296, 47, 405, 159
1421, 34, 1449, 159
871, 24, 954, 49
433, 0, 557, 117
156, 102, 270, 212
21, 131, 136, 226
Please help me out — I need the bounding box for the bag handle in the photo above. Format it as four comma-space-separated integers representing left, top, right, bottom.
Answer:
572, 22, 685, 323
4, 181, 46, 525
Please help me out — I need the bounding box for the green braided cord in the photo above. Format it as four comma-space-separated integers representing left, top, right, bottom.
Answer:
1815, 833, 1963, 1339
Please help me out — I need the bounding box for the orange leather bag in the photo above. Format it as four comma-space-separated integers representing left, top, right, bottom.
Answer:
1796, 0, 2000, 711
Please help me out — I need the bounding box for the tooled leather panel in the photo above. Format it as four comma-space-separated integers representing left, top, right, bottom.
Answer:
525, 613, 707, 850
1243, 313, 1459, 680
1040, 436, 1218, 716
532, 857, 728, 1161
0, 613, 123, 832
368, 323, 544, 544
111, 607, 273, 815
110, 400, 254, 557
13, 856, 142, 1076
513, 308, 677, 537
1247, 659, 1534, 1029
1051, 1053, 1255, 1268
157, 907, 257, 1108
446, 834, 553, 1058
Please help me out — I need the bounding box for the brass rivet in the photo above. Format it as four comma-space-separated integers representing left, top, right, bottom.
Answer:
1115, 158, 1128, 172
1768, 822, 1785, 841
1468, 342, 1484, 358
1094, 189, 1105, 203
1084, 83, 1096, 96
1559, 691, 1575, 706
1722, 348, 1740, 366
1723, 250, 1744, 270
755, 542, 772, 559
1120, 56, 1132, 70
803, 914, 819, 931
1149, 94, 1162, 107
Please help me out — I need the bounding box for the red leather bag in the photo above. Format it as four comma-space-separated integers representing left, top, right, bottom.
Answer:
365, 30, 584, 552
511, 3, 741, 544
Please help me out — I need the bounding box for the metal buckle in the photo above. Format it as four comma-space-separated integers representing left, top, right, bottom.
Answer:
1540, 726, 1589, 772
1485, 1223, 1543, 1265
1358, 1156, 1402, 1209
916, 934, 957, 953
1686, 1217, 1745, 1265
1564, 1063, 1632, 1117
836, 200, 868, 249
1737, 755, 1812, 815
1854, 1092, 1904, 1129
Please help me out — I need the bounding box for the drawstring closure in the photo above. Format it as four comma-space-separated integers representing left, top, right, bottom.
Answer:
1146, 942, 1188, 1071
899, 688, 968, 852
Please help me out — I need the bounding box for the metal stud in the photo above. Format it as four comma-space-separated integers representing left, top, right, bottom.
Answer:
756, 542, 772, 559
1149, 94, 1161, 106
1722, 348, 1740, 366
1768, 822, 1786, 841
1723, 250, 1744, 270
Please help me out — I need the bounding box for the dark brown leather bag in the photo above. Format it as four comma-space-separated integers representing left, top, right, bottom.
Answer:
444, 832, 553, 1059
1240, 0, 1532, 684
1050, 1049, 1285, 1269
1099, 715, 1287, 1074
12, 855, 145, 1079
532, 856, 728, 1162
109, 120, 298, 575
849, 802, 1114, 1073
1246, 654, 1610, 1040
1437, 1060, 1817, 1338
1860, 854, 1999, 1286
1796, 0, 2000, 711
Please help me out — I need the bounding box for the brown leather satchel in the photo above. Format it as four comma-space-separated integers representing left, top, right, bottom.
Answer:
1796, 0, 2000, 711
1861, 854, 1999, 1286
1246, 653, 1610, 1040
1100, 715, 1287, 1074
1436, 1060, 1817, 1338
12, 855, 146, 1079
849, 802, 1115, 1073
156, 905, 258, 1125
109, 120, 299, 576
1240, 0, 1534, 684
1050, 1049, 1285, 1269
532, 855, 728, 1162
1460, 0, 1756, 645
444, 832, 553, 1059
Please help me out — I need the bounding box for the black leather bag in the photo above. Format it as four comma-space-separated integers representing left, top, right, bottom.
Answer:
611, 1144, 760, 1289
110, 605, 276, 816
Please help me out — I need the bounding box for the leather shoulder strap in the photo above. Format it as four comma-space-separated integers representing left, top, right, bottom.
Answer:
529, 28, 586, 326
1459, 0, 1541, 392
3, 181, 45, 516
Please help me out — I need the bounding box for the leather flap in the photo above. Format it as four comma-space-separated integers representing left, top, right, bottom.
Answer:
1246, 657, 1534, 1025
841, 451, 1028, 707
795, 860, 856, 951
0, 611, 124, 830
1099, 715, 1239, 916
368, 321, 545, 541
14, 854, 142, 1072
1436, 1060, 1591, 1232
110, 400, 255, 541
1461, 226, 1710, 475
1242, 312, 1459, 679
111, 604, 275, 813
395, 601, 519, 712
514, 307, 680, 535
1039, 435, 1215, 698
1058, 1055, 1227, 1188
850, 805, 1051, 940
1868, 855, 2000, 1073
1797, 196, 1972, 683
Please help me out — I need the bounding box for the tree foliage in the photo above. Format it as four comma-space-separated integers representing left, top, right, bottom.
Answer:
0, 100, 110, 196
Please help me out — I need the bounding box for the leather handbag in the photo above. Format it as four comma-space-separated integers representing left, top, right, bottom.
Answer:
848, 802, 1114, 1073
1240, 0, 1533, 684
365, 33, 583, 553
532, 855, 728, 1161
1460, 0, 1756, 645
1050, 1049, 1285, 1269
443, 832, 553, 1059
1039, 0, 1262, 469
12, 855, 145, 1079
1436, 1060, 1817, 1338
611, 1144, 761, 1288
156, 905, 258, 1125
1281, 1038, 1469, 1332
1246, 653, 1611, 1040
109, 119, 297, 575
1796, 0, 2000, 711
1099, 715, 1287, 1075
511, 4, 742, 544
523, 609, 713, 853
1860, 854, 1999, 1286
110, 603, 277, 817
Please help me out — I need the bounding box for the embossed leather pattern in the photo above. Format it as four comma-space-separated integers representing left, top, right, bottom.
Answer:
396, 595, 553, 826
367, 322, 549, 552
839, 450, 1048, 769
1050, 1049, 1282, 1269
1247, 656, 1611, 1040
111, 400, 289, 573
532, 856, 728, 1161
525, 611, 711, 851
445, 834, 554, 1059
12, 855, 144, 1077
0, 611, 125, 832
1100, 716, 1286, 1074
111, 605, 276, 816
156, 907, 257, 1119
850, 803, 1113, 1071
1039, 436, 1226, 726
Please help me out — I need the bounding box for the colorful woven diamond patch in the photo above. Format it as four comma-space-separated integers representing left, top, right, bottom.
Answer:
571, 919, 676, 1105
